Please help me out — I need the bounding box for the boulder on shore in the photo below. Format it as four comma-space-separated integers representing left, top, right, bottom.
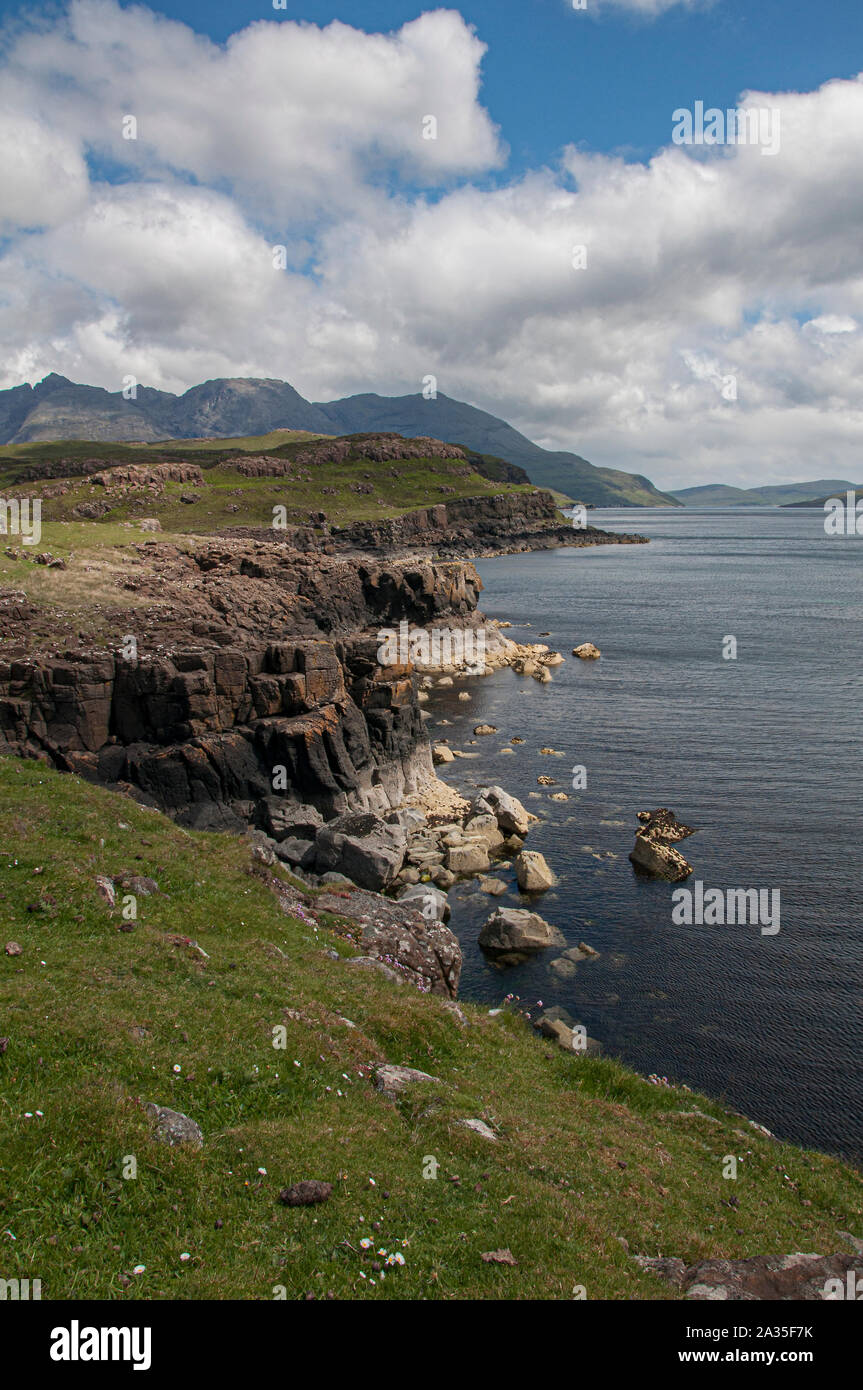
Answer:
479, 785, 531, 837
478, 906, 565, 956
314, 811, 406, 890
514, 849, 554, 892
446, 840, 490, 875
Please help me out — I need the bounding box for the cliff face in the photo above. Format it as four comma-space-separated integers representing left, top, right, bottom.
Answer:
0, 542, 486, 829
225, 489, 647, 559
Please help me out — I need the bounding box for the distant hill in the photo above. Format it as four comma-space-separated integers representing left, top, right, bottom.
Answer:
784, 488, 863, 508
671, 479, 862, 507
0, 373, 678, 508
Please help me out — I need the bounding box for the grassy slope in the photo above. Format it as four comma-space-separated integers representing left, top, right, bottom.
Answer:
1, 760, 860, 1301
1, 441, 532, 535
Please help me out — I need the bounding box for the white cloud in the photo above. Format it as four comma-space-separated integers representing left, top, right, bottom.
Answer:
2, 2, 863, 490
1, 1, 503, 229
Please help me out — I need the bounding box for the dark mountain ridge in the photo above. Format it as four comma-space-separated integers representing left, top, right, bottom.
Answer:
0, 373, 677, 507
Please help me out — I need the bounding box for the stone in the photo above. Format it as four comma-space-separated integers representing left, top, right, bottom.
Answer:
464, 813, 505, 850
274, 837, 317, 869
278, 1180, 332, 1207
432, 744, 455, 764
374, 1064, 439, 1099
538, 1016, 602, 1055
458, 1118, 497, 1141
549, 956, 578, 980
143, 1103, 203, 1149
113, 873, 159, 896
572, 642, 601, 659
314, 811, 406, 891
514, 850, 554, 892
265, 800, 323, 842
433, 867, 456, 890
479, 785, 531, 837
396, 882, 451, 923
633, 1251, 863, 1301
323, 884, 461, 996
478, 907, 565, 956
473, 724, 497, 736
446, 840, 491, 875
477, 875, 507, 896
95, 875, 116, 908
5, 941, 22, 956
630, 807, 697, 881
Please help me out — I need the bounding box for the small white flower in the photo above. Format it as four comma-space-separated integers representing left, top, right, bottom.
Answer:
173, 1064, 181, 1073
132, 1265, 146, 1275
180, 1252, 190, 1262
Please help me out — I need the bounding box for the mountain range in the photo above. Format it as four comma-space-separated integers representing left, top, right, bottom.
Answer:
0, 373, 677, 508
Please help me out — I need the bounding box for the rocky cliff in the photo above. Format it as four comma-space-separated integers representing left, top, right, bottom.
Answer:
224, 488, 646, 559
0, 540, 489, 829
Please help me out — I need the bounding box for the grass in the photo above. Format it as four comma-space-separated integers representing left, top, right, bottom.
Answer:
0, 759, 860, 1301
2, 445, 532, 536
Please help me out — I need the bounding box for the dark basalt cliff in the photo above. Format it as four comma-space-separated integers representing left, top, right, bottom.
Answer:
0, 542, 486, 829
224, 488, 646, 559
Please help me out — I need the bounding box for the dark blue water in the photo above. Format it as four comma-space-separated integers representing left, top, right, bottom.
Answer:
428, 508, 863, 1164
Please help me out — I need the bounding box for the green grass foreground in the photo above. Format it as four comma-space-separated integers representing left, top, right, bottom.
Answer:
0, 759, 860, 1301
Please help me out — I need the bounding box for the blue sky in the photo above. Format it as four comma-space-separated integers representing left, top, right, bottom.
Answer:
2, 0, 863, 487
2, 0, 857, 172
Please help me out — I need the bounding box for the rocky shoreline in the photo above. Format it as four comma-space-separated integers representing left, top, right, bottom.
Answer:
0, 516, 617, 1045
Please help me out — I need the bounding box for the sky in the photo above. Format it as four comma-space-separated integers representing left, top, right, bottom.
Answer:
1, 0, 863, 488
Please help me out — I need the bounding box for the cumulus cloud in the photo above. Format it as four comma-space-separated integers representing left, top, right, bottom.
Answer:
2, 1, 863, 489
0, 1, 503, 229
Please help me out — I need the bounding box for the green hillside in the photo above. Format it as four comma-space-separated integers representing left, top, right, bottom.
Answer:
1, 760, 860, 1300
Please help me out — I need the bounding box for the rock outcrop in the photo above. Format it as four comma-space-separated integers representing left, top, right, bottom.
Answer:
630, 807, 697, 881
0, 541, 490, 829
478, 907, 565, 959
225, 490, 647, 561
634, 1250, 863, 1301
